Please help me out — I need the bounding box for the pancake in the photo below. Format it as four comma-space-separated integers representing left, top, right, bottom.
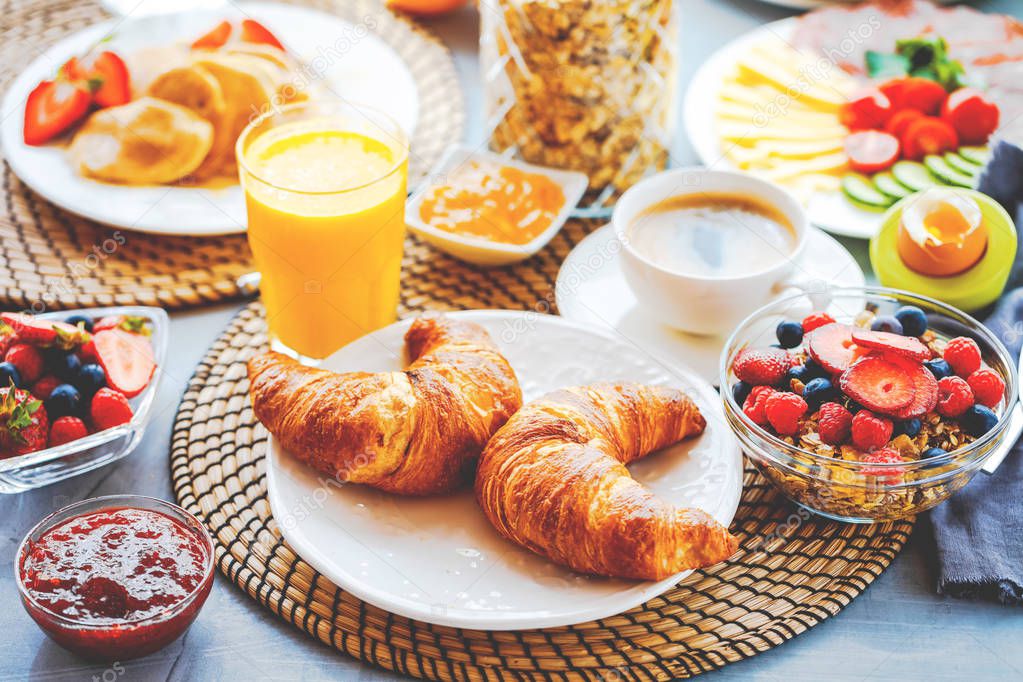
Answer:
69, 96, 214, 184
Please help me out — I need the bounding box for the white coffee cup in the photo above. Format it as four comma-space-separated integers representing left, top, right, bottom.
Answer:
613, 168, 809, 336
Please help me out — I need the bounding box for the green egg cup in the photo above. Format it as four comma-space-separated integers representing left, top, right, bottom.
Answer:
870, 190, 1017, 312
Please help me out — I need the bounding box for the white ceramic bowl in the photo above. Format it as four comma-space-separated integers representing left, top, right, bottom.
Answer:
406, 145, 587, 266
612, 168, 809, 335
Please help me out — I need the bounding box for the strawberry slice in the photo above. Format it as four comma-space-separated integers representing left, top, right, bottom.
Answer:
891, 361, 939, 419
23, 79, 92, 145
92, 329, 155, 398
64, 51, 131, 108
807, 323, 864, 374
192, 19, 232, 49
0, 313, 88, 348
240, 19, 285, 51
839, 356, 916, 414
850, 329, 931, 363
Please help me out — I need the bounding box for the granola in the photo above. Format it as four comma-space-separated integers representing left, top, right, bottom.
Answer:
481, 0, 678, 200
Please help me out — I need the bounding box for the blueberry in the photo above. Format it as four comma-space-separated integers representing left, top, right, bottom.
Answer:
871, 315, 904, 335
54, 352, 81, 382
921, 447, 948, 467
732, 381, 752, 406
801, 377, 835, 408
46, 384, 81, 418
924, 358, 953, 381
0, 362, 22, 388
894, 306, 928, 337
803, 357, 828, 379
895, 418, 921, 438
64, 314, 94, 333
775, 321, 804, 349
961, 405, 998, 437
75, 363, 106, 397
786, 364, 813, 384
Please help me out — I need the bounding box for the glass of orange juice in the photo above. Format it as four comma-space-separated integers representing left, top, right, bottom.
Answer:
237, 101, 408, 363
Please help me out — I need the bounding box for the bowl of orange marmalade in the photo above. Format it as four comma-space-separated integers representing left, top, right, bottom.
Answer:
407, 145, 587, 266
15, 495, 214, 660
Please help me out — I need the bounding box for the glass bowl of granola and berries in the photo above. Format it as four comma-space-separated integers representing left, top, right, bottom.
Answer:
0, 306, 166, 493
721, 286, 1017, 523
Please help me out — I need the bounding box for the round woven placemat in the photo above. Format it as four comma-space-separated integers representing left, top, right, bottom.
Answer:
0, 0, 463, 311
171, 217, 915, 681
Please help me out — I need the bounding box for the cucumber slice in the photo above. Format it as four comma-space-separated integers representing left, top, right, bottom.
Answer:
842, 172, 895, 208
944, 152, 980, 178
873, 171, 912, 199
892, 160, 940, 191
959, 146, 990, 166
924, 154, 975, 188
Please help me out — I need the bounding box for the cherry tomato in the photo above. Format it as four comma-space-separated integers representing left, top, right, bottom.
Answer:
841, 88, 893, 130
844, 130, 901, 174
901, 117, 959, 161
880, 77, 948, 115
885, 109, 924, 138
941, 87, 1000, 145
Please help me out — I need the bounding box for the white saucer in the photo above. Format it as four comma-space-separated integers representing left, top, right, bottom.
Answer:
266, 310, 743, 630
555, 225, 865, 385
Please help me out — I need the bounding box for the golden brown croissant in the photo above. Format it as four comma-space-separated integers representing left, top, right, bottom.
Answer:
475, 383, 739, 580
248, 316, 522, 495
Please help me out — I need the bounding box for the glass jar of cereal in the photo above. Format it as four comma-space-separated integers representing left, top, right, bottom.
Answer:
481, 0, 679, 216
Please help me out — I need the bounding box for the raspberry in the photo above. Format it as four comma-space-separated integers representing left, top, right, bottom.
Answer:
764, 392, 808, 435
860, 447, 905, 482
802, 312, 836, 333
742, 385, 776, 426
49, 415, 88, 447
818, 402, 852, 445
733, 347, 790, 386
943, 336, 982, 377
30, 375, 60, 400
851, 410, 893, 451
937, 376, 974, 417
90, 388, 134, 431
966, 369, 1005, 408
4, 343, 44, 384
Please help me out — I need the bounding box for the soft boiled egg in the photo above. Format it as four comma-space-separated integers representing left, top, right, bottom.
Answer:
897, 189, 988, 276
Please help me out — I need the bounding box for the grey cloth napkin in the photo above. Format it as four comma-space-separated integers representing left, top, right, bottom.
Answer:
927, 140, 1023, 605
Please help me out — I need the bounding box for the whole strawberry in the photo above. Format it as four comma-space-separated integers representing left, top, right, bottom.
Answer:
818, 402, 853, 445
90, 388, 134, 431
0, 384, 48, 457
5, 343, 44, 384
801, 312, 836, 333
733, 347, 789, 386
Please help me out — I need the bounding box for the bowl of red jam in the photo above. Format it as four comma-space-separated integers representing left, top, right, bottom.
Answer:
15, 495, 214, 660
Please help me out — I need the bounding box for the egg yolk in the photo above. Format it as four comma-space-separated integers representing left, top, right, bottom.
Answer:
897, 197, 988, 277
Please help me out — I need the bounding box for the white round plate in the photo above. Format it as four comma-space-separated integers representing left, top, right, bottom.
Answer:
266, 310, 743, 630
0, 2, 419, 236
555, 225, 865, 385
684, 18, 884, 240
752, 0, 953, 9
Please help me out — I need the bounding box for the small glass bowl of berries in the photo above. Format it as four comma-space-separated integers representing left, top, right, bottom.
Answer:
0, 306, 167, 492
720, 286, 1016, 523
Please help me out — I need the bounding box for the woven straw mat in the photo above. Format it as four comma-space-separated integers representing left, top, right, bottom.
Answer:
171, 215, 915, 681
0, 0, 464, 311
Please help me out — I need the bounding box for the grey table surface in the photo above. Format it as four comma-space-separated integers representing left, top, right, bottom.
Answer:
3, 0, 1022, 680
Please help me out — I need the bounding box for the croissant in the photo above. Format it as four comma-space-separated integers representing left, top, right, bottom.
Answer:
476, 383, 739, 580
248, 316, 522, 495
